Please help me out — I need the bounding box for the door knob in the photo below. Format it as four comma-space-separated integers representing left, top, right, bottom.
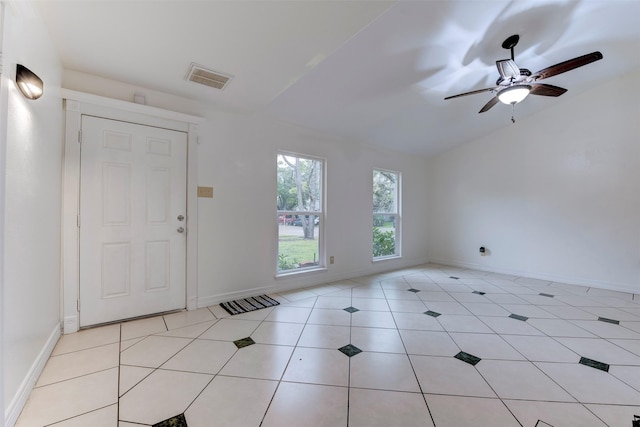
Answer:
177, 215, 185, 221
177, 227, 185, 233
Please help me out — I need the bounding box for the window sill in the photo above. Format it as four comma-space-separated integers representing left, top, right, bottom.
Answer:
276, 267, 327, 279
372, 255, 402, 263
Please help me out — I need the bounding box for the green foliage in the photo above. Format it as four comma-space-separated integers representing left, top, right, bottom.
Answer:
373, 170, 397, 213
278, 235, 318, 271
278, 253, 300, 271
373, 227, 395, 257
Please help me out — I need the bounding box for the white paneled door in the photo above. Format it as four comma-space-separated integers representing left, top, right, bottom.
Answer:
79, 116, 187, 327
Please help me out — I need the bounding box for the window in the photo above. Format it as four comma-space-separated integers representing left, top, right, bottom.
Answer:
373, 169, 400, 259
277, 153, 324, 273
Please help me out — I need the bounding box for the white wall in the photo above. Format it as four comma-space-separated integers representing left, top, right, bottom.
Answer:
1, 2, 63, 423
195, 113, 430, 304
61, 72, 430, 307
427, 71, 640, 293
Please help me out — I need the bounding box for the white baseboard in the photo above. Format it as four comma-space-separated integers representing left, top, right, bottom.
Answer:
197, 256, 430, 308
5, 323, 61, 427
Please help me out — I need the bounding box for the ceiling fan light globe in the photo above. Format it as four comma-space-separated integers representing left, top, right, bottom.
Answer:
498, 85, 531, 105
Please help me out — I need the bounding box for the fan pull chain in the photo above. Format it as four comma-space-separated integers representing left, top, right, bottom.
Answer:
511, 103, 516, 123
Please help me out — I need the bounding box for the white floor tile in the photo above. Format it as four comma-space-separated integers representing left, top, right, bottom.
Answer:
501, 335, 579, 362
37, 342, 119, 386
527, 318, 596, 337
15, 268, 640, 427
163, 308, 216, 330
119, 365, 153, 396
555, 337, 640, 365
219, 344, 294, 380
120, 336, 192, 368
119, 369, 212, 425
387, 299, 429, 313
351, 310, 397, 328
479, 316, 546, 335
476, 360, 575, 401
504, 400, 606, 427
52, 324, 120, 356
48, 404, 118, 427
392, 312, 444, 331
350, 352, 420, 392
586, 404, 640, 427
198, 318, 261, 341
155, 320, 216, 339
282, 347, 349, 386
449, 333, 525, 360
251, 321, 304, 346
120, 316, 167, 340
16, 368, 118, 427
399, 330, 459, 356
162, 339, 237, 374
411, 355, 496, 397
351, 297, 391, 311
261, 382, 348, 427
350, 327, 406, 353
306, 308, 352, 326
437, 315, 493, 333
297, 323, 351, 349
609, 365, 640, 391
424, 395, 521, 427
572, 318, 640, 339
264, 306, 313, 323
185, 376, 277, 427
349, 388, 434, 427
536, 362, 640, 405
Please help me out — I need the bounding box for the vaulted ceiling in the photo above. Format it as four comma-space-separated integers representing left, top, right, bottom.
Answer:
34, 0, 640, 156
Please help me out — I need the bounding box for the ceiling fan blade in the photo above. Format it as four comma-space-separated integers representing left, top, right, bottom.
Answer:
529, 83, 567, 97
479, 96, 499, 113
444, 87, 495, 100
532, 51, 603, 80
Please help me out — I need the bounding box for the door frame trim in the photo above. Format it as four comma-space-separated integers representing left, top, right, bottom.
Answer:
62, 89, 203, 333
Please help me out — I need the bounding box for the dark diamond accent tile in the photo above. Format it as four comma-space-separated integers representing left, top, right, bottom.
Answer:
455, 351, 481, 366
233, 337, 255, 349
579, 356, 610, 372
472, 291, 486, 295
539, 293, 555, 298
449, 276, 460, 280
338, 344, 362, 357
509, 313, 529, 322
598, 317, 620, 325
424, 310, 442, 317
153, 413, 188, 427
633, 415, 640, 427
344, 306, 359, 313
407, 288, 421, 293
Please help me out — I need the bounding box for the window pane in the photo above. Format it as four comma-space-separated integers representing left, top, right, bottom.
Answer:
278, 214, 320, 271
277, 152, 323, 273
373, 170, 397, 213
373, 169, 399, 259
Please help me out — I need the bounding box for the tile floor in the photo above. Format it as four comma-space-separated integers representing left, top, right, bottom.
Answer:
15, 264, 640, 426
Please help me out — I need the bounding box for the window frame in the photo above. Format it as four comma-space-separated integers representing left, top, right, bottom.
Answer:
276, 151, 326, 276
372, 168, 401, 261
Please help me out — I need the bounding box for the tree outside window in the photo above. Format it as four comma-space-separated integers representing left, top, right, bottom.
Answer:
277, 153, 324, 272
373, 169, 400, 259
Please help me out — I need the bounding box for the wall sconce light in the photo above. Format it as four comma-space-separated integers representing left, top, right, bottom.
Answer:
16, 64, 44, 100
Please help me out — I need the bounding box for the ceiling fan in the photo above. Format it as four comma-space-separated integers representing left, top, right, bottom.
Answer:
444, 35, 603, 116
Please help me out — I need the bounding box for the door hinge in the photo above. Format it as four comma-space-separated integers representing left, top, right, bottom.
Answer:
77, 214, 80, 228
77, 299, 80, 312
78, 130, 82, 143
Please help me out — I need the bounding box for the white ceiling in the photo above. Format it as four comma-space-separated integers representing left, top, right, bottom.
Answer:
34, 0, 640, 157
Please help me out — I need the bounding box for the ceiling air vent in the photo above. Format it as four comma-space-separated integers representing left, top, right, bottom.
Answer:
185, 63, 232, 90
